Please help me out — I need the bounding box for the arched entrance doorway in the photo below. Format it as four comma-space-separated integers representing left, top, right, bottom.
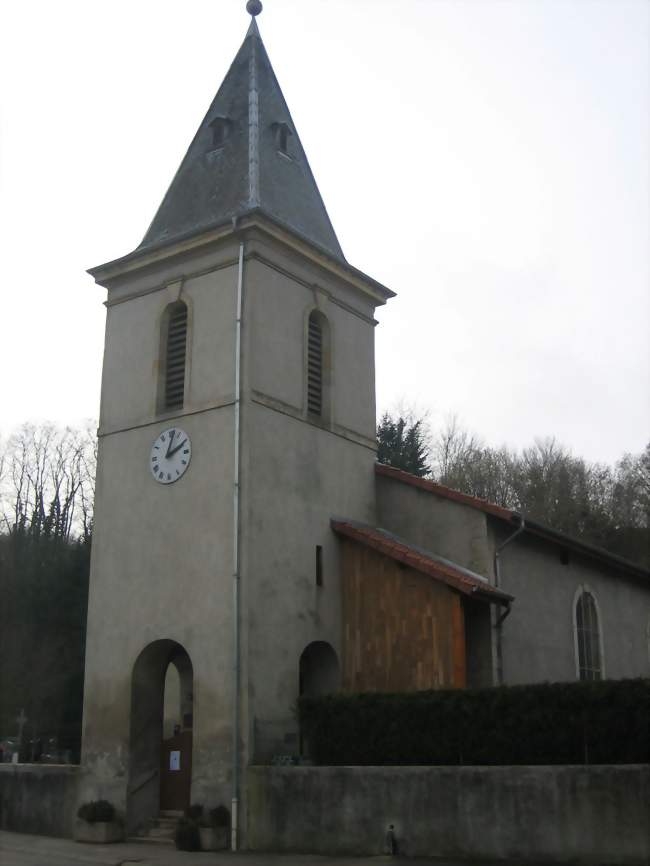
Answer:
299, 641, 339, 757
128, 640, 193, 832
299, 641, 340, 697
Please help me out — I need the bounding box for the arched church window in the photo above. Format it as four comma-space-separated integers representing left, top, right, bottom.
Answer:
307, 310, 328, 418
574, 587, 604, 681
161, 301, 188, 413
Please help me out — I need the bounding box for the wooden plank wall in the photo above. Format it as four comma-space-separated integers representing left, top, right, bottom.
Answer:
341, 539, 466, 692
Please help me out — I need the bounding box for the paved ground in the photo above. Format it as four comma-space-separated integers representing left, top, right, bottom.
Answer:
0, 832, 515, 866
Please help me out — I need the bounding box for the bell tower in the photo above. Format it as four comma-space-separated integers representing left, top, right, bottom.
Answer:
81, 2, 393, 842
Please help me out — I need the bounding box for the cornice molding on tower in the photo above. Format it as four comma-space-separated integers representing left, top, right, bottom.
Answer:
88, 212, 395, 307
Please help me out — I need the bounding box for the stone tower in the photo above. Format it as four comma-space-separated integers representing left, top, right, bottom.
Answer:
81, 7, 393, 841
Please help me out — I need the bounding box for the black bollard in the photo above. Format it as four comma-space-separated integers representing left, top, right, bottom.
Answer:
386, 824, 398, 855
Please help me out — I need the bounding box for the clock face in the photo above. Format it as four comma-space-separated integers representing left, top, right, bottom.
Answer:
150, 427, 192, 484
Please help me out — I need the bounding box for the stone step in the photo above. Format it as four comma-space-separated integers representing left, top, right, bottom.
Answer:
129, 812, 181, 846
148, 825, 176, 838
152, 818, 178, 829
128, 835, 175, 846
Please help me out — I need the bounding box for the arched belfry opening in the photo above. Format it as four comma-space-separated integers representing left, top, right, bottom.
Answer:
158, 301, 188, 414
306, 309, 330, 420
128, 640, 193, 832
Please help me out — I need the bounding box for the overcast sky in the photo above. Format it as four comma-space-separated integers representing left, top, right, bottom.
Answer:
0, 0, 647, 465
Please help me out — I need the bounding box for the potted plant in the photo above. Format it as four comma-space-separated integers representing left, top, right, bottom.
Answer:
199, 804, 230, 851
74, 799, 123, 843
174, 804, 202, 851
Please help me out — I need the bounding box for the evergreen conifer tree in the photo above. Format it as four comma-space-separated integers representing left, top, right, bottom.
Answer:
377, 413, 431, 477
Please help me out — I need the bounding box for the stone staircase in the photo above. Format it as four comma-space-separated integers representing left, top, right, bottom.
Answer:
130, 810, 181, 845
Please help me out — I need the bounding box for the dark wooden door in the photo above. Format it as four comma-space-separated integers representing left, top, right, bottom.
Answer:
160, 731, 192, 811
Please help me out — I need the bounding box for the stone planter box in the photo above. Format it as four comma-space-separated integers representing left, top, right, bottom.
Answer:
74, 819, 124, 843
199, 826, 229, 851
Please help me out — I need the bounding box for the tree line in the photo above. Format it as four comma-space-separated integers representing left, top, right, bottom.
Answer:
378, 412, 649, 569
0, 424, 96, 758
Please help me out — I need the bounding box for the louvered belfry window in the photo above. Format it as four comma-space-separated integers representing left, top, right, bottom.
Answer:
307, 312, 323, 416
164, 302, 188, 411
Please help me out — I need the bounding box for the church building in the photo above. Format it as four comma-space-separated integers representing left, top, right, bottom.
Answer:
81, 2, 650, 845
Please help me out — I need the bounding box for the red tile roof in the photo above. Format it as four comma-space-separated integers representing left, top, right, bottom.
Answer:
331, 519, 513, 605
375, 462, 650, 581
376, 462, 514, 521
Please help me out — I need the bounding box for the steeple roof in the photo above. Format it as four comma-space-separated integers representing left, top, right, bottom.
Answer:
139, 18, 344, 261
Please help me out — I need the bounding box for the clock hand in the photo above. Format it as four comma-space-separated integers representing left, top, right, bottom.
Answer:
168, 438, 188, 458
165, 430, 175, 458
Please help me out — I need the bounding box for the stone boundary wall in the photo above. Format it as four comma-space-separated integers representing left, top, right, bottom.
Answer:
0, 764, 79, 838
247, 764, 650, 863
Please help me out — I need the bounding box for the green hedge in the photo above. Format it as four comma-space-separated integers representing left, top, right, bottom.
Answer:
298, 679, 650, 766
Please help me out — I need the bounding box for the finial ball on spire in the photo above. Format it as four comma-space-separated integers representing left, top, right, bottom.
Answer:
246, 0, 263, 16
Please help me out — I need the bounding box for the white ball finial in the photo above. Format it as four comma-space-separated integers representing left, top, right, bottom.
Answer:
246, 0, 263, 15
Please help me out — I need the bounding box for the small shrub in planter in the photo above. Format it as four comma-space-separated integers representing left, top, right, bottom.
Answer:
199, 804, 230, 851
75, 800, 122, 844
77, 799, 116, 823
175, 813, 201, 852
185, 803, 204, 822
209, 805, 231, 828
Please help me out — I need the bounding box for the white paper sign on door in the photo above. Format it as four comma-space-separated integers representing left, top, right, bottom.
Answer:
169, 750, 181, 771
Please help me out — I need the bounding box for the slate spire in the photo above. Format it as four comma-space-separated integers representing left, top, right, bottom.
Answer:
139, 12, 344, 260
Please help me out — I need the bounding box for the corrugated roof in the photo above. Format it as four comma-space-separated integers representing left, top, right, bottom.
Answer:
138, 18, 344, 261
331, 519, 513, 606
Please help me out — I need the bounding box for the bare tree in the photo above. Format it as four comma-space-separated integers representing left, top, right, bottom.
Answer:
430, 416, 517, 507
613, 444, 650, 529
0, 423, 96, 541
431, 415, 481, 482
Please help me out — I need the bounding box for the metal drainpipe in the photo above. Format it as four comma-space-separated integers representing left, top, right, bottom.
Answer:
493, 515, 525, 685
231, 236, 244, 851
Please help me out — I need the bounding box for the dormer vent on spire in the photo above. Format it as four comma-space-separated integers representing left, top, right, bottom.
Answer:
272, 122, 293, 157
208, 116, 233, 151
